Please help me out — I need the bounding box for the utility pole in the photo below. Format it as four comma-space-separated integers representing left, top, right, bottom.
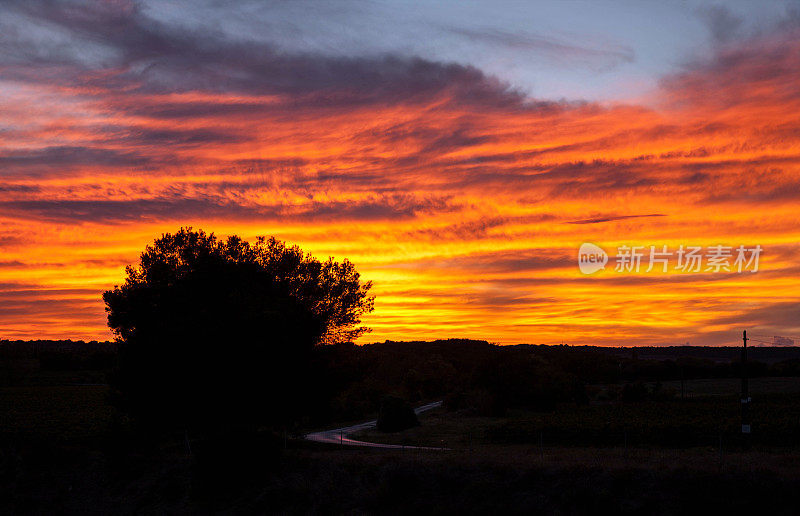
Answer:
741, 330, 751, 437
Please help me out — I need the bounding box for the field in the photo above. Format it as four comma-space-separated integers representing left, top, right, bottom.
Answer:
354, 377, 800, 449
4, 343, 800, 513
660, 376, 800, 396
0, 385, 116, 440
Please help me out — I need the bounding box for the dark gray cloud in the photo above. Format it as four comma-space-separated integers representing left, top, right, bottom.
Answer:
3, 0, 523, 108
702, 173, 800, 204
698, 5, 744, 43
0, 235, 26, 248
0, 146, 158, 176
0, 193, 458, 224
660, 15, 800, 110
0, 183, 40, 193
711, 302, 800, 333
104, 126, 252, 147
124, 100, 275, 120
567, 213, 666, 225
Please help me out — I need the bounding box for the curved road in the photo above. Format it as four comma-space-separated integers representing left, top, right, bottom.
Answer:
304, 400, 446, 450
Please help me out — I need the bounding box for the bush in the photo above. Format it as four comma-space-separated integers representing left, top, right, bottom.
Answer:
376, 396, 419, 432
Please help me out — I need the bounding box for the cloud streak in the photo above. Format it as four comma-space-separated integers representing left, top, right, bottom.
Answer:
448, 26, 635, 71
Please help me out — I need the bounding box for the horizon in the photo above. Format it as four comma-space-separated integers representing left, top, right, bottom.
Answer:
1, 1, 800, 345
3, 336, 799, 350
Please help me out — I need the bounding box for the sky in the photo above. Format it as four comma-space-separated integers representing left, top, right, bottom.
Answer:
1, 0, 799, 345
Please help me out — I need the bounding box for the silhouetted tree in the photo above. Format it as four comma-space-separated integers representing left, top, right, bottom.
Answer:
245, 235, 374, 344
102, 228, 372, 433
376, 396, 419, 432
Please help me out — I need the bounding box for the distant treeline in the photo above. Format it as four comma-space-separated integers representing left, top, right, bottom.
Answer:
0, 340, 117, 379
0, 339, 117, 358
4, 338, 800, 421
555, 344, 800, 364
308, 339, 800, 422
3, 337, 800, 380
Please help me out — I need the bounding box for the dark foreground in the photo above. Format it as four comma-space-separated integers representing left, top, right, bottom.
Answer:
4, 437, 800, 514
4, 340, 800, 513
2, 383, 800, 515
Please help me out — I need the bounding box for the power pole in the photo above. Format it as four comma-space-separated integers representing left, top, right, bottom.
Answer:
741, 330, 751, 437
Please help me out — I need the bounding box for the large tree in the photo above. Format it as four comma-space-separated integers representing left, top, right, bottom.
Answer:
244, 235, 374, 344
102, 228, 373, 431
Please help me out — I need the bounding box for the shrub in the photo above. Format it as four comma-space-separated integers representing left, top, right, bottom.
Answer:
376, 396, 419, 432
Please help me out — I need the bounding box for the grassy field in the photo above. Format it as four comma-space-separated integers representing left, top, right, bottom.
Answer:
0, 385, 117, 441
660, 376, 800, 396
355, 378, 800, 449
4, 371, 800, 513
5, 438, 800, 514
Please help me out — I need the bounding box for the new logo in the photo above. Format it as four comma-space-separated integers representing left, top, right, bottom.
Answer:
578, 243, 608, 275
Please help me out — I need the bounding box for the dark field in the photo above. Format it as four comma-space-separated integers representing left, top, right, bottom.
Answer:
0, 385, 116, 440
3, 340, 800, 514
4, 390, 800, 514
355, 377, 800, 449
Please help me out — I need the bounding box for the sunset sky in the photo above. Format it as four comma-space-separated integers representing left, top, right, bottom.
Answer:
1, 0, 799, 345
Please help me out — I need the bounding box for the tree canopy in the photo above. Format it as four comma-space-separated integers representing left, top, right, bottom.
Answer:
105, 228, 374, 346
102, 228, 373, 431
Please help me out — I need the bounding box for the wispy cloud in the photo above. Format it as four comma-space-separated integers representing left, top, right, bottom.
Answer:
567, 214, 666, 225
447, 26, 635, 71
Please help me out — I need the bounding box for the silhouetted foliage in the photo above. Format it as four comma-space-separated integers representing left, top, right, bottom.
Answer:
376, 396, 419, 432
251, 236, 375, 344
102, 228, 371, 433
